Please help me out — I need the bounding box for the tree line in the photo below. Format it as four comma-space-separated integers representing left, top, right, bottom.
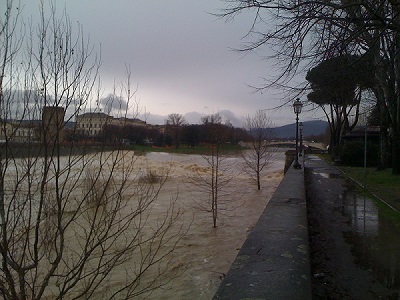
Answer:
72, 113, 251, 148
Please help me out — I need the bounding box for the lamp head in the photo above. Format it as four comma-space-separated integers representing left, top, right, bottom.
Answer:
293, 98, 303, 114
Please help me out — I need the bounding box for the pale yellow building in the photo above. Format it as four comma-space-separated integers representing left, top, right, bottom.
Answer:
0, 120, 13, 142
0, 120, 40, 143
75, 112, 112, 136
75, 112, 146, 137
0, 106, 66, 143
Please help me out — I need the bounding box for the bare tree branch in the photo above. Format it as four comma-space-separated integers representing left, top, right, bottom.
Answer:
0, 1, 187, 299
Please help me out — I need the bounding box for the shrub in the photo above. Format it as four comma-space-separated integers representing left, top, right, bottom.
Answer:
340, 140, 379, 167
138, 169, 162, 184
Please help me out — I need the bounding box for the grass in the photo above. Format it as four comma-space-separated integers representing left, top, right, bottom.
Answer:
340, 166, 400, 209
319, 154, 400, 212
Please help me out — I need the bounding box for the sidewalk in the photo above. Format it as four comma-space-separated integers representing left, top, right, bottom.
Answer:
213, 157, 311, 300
305, 154, 397, 299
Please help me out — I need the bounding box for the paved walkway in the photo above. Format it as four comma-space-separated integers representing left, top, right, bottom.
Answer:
213, 157, 311, 300
305, 154, 398, 299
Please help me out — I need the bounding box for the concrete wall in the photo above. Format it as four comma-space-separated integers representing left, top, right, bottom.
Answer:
213, 163, 311, 300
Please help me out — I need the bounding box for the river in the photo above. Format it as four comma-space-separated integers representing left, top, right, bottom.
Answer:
133, 150, 285, 299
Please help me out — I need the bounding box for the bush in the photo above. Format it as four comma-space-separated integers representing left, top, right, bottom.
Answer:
138, 169, 162, 184
340, 140, 379, 167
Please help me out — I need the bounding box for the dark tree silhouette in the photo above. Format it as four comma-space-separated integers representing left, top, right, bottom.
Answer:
306, 55, 373, 157
165, 113, 186, 149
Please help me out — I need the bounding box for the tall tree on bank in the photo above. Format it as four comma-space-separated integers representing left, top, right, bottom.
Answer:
187, 113, 235, 228
242, 110, 275, 190
0, 2, 186, 299
165, 113, 186, 149
201, 113, 224, 228
220, 1, 400, 174
306, 55, 373, 158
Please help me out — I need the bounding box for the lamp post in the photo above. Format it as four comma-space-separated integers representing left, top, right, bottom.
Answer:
293, 98, 303, 169
299, 122, 304, 157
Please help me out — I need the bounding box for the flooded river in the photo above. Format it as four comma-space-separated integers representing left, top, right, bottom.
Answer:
139, 150, 285, 299
1, 148, 285, 300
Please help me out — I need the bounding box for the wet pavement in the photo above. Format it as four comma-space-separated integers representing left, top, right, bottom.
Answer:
214, 155, 311, 300
305, 155, 400, 299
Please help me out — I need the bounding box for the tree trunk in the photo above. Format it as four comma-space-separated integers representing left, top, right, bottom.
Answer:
378, 126, 388, 170
375, 91, 389, 170
256, 154, 261, 190
392, 130, 400, 175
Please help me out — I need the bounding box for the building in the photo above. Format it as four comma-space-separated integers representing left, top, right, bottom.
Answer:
42, 106, 66, 142
109, 116, 147, 128
75, 112, 146, 137
75, 112, 112, 137
0, 120, 13, 142
0, 119, 41, 143
342, 126, 380, 142
0, 106, 66, 143
340, 126, 380, 166
1, 109, 154, 143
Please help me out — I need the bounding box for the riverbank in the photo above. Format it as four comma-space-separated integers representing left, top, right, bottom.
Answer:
214, 158, 311, 300
132, 144, 244, 155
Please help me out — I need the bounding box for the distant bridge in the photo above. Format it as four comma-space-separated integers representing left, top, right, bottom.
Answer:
269, 141, 327, 150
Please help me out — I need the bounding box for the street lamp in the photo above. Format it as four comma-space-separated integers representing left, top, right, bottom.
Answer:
293, 98, 303, 169
299, 122, 304, 157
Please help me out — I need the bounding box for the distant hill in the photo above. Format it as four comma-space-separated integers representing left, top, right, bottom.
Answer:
271, 120, 328, 139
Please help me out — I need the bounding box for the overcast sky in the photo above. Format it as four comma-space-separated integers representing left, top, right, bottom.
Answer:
20, 0, 323, 127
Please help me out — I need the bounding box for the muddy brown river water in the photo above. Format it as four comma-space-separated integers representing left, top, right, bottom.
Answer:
135, 151, 285, 299
2, 149, 285, 300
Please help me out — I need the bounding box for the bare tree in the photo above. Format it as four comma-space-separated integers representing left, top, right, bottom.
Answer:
188, 145, 236, 228
188, 114, 236, 228
0, 2, 186, 299
201, 113, 223, 144
165, 113, 186, 149
201, 113, 222, 127
242, 110, 275, 190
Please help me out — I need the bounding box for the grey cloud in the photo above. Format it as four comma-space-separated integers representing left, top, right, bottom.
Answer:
98, 94, 128, 115
184, 112, 204, 124
218, 110, 245, 127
